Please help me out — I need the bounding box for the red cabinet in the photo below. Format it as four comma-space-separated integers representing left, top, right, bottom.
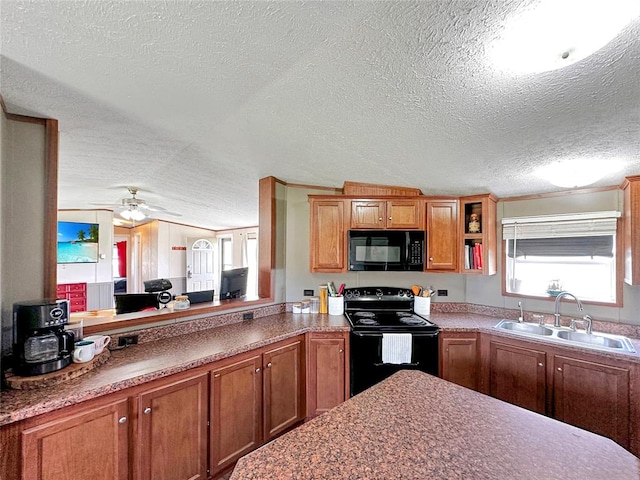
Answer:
57, 283, 87, 312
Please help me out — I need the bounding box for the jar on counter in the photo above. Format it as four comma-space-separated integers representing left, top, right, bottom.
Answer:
292, 302, 302, 314
174, 295, 190, 310
301, 300, 311, 313
310, 297, 320, 314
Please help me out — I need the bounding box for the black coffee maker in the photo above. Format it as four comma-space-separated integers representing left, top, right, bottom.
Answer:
13, 299, 75, 376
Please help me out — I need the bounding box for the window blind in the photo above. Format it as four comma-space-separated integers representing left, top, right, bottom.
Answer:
502, 211, 620, 240
502, 211, 620, 259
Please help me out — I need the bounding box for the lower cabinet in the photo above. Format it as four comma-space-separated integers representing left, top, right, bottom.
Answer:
4, 332, 347, 480
553, 355, 630, 448
439, 332, 478, 391
307, 332, 348, 417
138, 373, 209, 480
489, 340, 547, 415
21, 398, 130, 480
209, 336, 305, 477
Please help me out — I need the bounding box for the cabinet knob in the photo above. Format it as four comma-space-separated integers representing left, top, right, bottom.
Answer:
429, 257, 434, 261
255, 368, 261, 373
557, 367, 562, 372
388, 217, 392, 221
214, 373, 220, 378
143, 407, 152, 415
266, 362, 272, 368
378, 217, 383, 221
339, 349, 344, 353
118, 417, 127, 424
538, 362, 543, 367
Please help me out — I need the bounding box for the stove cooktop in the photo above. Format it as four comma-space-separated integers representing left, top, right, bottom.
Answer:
345, 310, 438, 331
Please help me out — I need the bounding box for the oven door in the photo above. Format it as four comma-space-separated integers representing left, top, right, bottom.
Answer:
349, 330, 439, 396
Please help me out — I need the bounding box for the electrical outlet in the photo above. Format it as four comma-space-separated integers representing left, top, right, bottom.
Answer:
117, 335, 139, 347
303, 289, 314, 296
243, 311, 254, 320
437, 289, 448, 296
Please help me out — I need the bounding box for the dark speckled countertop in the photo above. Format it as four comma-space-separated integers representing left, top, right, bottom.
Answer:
230, 370, 640, 480
2, 309, 639, 427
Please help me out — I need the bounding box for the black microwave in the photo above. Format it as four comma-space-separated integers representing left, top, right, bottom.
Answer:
348, 230, 425, 271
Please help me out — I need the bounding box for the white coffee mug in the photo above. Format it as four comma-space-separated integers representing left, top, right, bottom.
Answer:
73, 340, 96, 363
84, 335, 111, 354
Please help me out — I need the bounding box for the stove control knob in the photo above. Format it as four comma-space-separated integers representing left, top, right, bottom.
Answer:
407, 290, 414, 298
345, 290, 352, 298
376, 289, 383, 297
354, 290, 360, 297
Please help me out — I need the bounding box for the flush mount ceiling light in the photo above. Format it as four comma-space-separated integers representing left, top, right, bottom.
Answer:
490, 0, 640, 74
535, 158, 624, 188
120, 205, 146, 221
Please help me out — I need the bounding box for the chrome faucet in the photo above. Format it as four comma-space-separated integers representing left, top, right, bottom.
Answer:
518, 301, 524, 323
570, 314, 593, 334
553, 291, 583, 327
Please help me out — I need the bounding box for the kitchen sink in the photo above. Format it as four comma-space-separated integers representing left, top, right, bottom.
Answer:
556, 330, 635, 351
493, 320, 637, 353
495, 320, 553, 336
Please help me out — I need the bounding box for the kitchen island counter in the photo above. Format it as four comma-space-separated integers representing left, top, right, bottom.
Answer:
230, 370, 640, 480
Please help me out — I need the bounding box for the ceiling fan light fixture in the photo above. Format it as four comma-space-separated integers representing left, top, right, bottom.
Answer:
120, 206, 146, 221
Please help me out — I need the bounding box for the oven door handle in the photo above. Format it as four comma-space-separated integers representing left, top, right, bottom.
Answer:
373, 361, 420, 367
351, 331, 438, 337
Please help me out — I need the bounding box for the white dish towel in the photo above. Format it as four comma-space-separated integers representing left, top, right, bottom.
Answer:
381, 333, 412, 364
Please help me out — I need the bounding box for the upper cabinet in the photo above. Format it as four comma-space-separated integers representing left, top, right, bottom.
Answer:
309, 198, 346, 273
425, 200, 458, 271
622, 176, 640, 285
350, 199, 423, 229
459, 194, 497, 275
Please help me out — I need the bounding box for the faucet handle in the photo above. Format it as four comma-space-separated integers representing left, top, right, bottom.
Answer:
569, 319, 578, 331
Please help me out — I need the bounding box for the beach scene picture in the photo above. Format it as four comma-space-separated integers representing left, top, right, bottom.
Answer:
57, 222, 99, 263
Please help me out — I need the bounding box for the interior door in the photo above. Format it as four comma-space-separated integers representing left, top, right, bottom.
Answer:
186, 238, 216, 292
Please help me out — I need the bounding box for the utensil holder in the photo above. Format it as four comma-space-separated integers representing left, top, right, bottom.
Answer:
328, 296, 344, 316
414, 296, 431, 315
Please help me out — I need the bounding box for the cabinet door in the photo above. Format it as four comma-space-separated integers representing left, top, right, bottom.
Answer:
263, 339, 304, 440
22, 398, 129, 480
350, 201, 385, 228
386, 200, 422, 229
440, 334, 478, 390
307, 334, 347, 417
139, 373, 208, 480
426, 200, 458, 271
490, 341, 546, 414
310, 199, 346, 272
210, 354, 263, 476
554, 355, 630, 448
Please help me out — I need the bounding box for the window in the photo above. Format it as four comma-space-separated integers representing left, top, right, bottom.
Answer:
503, 211, 620, 304
220, 237, 233, 271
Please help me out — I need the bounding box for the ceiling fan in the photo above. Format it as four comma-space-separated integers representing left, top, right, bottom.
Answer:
92, 187, 182, 222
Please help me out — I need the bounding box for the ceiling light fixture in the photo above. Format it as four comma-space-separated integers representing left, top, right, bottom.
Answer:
120, 206, 146, 221
490, 0, 640, 74
535, 158, 624, 188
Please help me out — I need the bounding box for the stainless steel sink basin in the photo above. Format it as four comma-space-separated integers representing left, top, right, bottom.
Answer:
494, 319, 636, 353
556, 330, 635, 351
495, 320, 554, 336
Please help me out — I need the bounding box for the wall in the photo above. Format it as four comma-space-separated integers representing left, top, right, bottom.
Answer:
1, 118, 47, 354
284, 186, 465, 303
288, 185, 640, 326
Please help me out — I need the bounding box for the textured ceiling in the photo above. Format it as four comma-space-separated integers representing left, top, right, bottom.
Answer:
1, 0, 639, 230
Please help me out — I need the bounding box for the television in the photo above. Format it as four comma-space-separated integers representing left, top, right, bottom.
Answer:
219, 267, 248, 300
57, 221, 99, 264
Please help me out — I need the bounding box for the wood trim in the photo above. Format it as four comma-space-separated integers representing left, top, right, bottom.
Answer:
500, 185, 618, 202
284, 182, 342, 193
258, 177, 276, 299
44, 119, 59, 299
